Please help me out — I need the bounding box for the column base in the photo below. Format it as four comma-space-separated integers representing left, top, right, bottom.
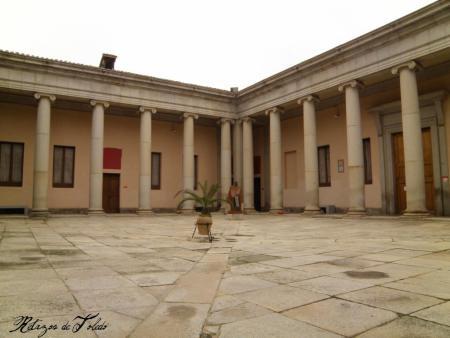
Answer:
269, 209, 284, 215
180, 209, 196, 215
30, 209, 49, 218
303, 206, 321, 215
88, 209, 105, 215
244, 208, 257, 214
346, 208, 367, 216
402, 210, 429, 218
137, 209, 154, 216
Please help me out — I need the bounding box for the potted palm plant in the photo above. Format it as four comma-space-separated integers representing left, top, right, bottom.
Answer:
176, 181, 228, 239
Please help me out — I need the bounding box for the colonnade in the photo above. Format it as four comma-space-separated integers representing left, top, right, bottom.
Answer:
30, 60, 427, 216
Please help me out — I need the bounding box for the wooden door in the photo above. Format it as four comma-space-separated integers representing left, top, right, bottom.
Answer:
422, 128, 434, 211
392, 132, 406, 213
392, 128, 434, 214
103, 173, 120, 213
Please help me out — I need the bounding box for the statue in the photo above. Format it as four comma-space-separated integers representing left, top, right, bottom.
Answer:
227, 181, 243, 214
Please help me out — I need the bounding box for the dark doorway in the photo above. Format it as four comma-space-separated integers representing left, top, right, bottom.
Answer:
254, 155, 262, 211
254, 176, 261, 211
392, 127, 434, 214
103, 173, 120, 213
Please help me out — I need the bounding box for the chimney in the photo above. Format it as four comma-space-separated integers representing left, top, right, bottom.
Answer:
230, 87, 239, 94
99, 53, 117, 70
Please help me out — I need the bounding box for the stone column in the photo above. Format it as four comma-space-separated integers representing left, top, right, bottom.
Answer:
220, 118, 233, 211
31, 93, 55, 217
266, 107, 283, 212
392, 61, 427, 214
242, 117, 255, 212
138, 106, 156, 215
88, 100, 109, 214
182, 113, 198, 212
233, 119, 243, 187
339, 80, 366, 215
298, 95, 320, 214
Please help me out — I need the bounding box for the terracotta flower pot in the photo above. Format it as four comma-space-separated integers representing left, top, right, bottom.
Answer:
196, 214, 212, 235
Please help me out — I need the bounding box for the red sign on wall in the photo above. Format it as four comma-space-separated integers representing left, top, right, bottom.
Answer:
103, 148, 122, 169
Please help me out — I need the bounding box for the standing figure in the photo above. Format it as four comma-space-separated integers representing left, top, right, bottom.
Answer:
227, 182, 243, 213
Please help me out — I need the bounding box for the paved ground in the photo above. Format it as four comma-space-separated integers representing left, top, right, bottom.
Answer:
0, 214, 450, 338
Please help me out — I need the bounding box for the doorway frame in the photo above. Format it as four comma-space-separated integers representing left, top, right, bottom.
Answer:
372, 91, 449, 216
102, 173, 121, 213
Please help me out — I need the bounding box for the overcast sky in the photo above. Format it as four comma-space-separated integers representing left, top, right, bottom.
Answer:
1, 0, 436, 90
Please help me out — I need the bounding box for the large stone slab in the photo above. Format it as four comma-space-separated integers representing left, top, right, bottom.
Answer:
236, 285, 328, 312
65, 274, 136, 291
340, 286, 442, 314
413, 301, 450, 326
220, 313, 341, 338
290, 276, 373, 295
207, 302, 272, 325
73, 287, 158, 311
284, 298, 397, 336
385, 270, 450, 299
0, 278, 67, 296
255, 268, 320, 284
129, 302, 209, 338
165, 261, 225, 303
357, 316, 450, 338
126, 271, 181, 287
0, 291, 81, 322
334, 263, 434, 285
218, 275, 277, 295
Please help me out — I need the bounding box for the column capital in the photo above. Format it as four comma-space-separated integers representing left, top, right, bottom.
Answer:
297, 95, 320, 105
338, 80, 364, 92
183, 112, 199, 120
139, 106, 157, 114
217, 118, 235, 125
265, 106, 284, 116
391, 61, 422, 75
241, 116, 255, 123
34, 93, 56, 102
90, 100, 110, 108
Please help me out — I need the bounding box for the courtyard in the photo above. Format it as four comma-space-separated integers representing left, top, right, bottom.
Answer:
0, 214, 450, 338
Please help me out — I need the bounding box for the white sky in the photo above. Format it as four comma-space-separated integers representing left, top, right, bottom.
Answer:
1, 0, 436, 90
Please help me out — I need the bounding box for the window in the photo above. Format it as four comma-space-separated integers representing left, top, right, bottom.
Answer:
53, 146, 75, 188
194, 155, 198, 190
284, 151, 297, 189
151, 152, 161, 189
0, 142, 24, 186
363, 138, 373, 184
318, 145, 331, 187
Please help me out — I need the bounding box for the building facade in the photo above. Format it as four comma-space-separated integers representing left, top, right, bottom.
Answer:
1, 1, 449, 216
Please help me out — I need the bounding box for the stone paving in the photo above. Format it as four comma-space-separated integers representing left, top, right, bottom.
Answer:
0, 214, 450, 337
